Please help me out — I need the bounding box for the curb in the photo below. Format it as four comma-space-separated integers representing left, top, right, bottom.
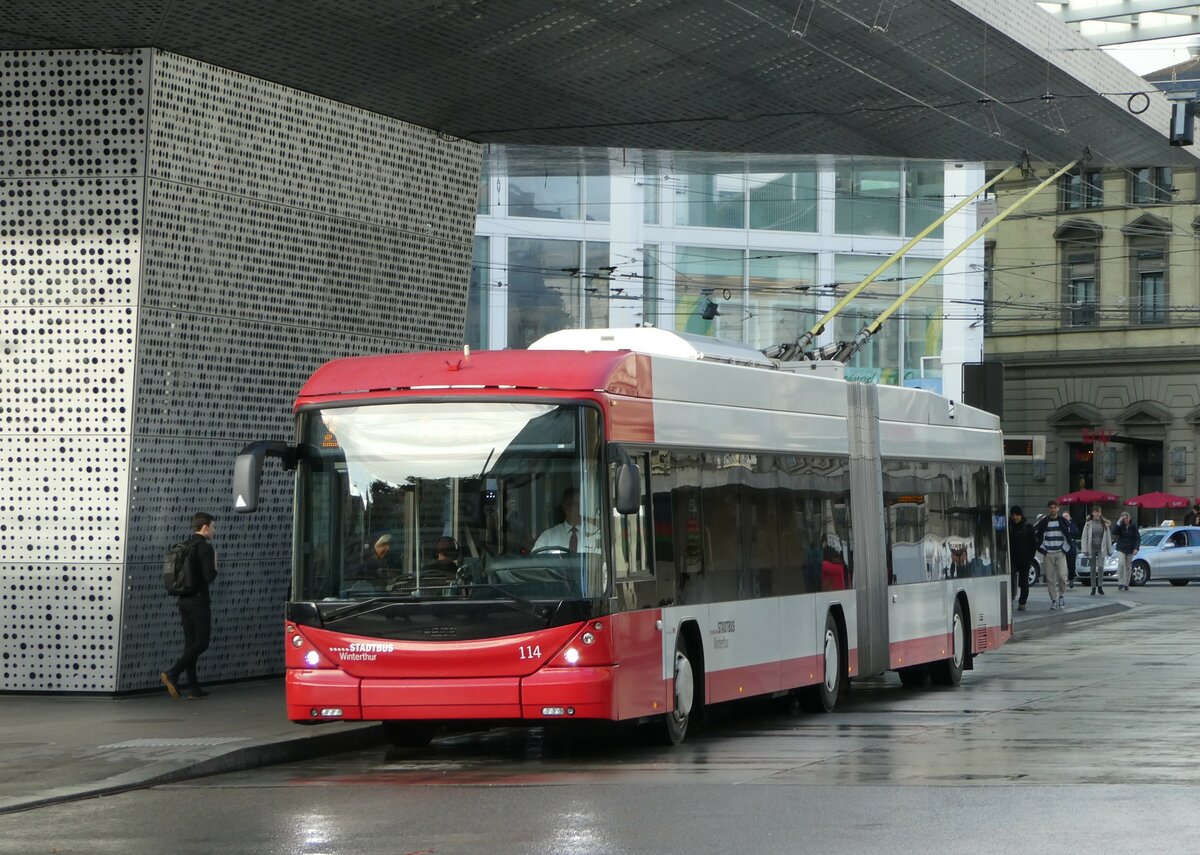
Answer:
1011, 600, 1132, 641
0, 723, 388, 816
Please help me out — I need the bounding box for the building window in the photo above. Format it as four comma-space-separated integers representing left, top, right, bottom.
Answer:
643, 174, 660, 225
835, 166, 901, 236
508, 167, 580, 219
1064, 253, 1098, 327
585, 241, 612, 328
477, 160, 491, 216
506, 238, 581, 347
748, 168, 818, 232
905, 167, 944, 238
584, 164, 610, 222
746, 251, 818, 348
1129, 167, 1172, 205
1131, 242, 1168, 325
900, 257, 943, 385
673, 167, 746, 229
1059, 169, 1102, 210
675, 246, 744, 339
504, 238, 611, 347
833, 254, 902, 383
465, 236, 489, 349
642, 246, 659, 326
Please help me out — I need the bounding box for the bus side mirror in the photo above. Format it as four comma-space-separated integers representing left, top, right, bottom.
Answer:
233, 441, 296, 513
615, 462, 641, 515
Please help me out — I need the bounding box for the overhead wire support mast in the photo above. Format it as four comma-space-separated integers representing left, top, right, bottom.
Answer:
770, 158, 1023, 362
830, 154, 1087, 364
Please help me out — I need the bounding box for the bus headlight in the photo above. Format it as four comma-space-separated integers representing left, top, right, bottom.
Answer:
563, 647, 581, 665
304, 650, 322, 667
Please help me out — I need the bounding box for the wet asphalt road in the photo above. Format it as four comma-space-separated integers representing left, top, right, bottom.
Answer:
5, 587, 1200, 854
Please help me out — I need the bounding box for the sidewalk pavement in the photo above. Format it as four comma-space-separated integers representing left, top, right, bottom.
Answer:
0, 588, 1131, 815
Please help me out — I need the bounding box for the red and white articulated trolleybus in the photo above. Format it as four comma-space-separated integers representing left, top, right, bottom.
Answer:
233, 328, 1012, 745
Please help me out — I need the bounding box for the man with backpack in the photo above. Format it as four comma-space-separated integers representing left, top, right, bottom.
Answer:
160, 512, 218, 700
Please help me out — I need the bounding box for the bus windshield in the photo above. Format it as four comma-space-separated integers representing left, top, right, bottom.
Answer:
295, 401, 606, 602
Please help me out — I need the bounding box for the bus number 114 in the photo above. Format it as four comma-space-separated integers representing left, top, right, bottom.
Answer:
518, 645, 542, 660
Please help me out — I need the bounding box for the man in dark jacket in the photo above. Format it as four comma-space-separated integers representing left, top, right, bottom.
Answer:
1008, 506, 1036, 611
161, 512, 218, 699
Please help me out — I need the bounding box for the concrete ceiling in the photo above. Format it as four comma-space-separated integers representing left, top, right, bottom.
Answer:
0, 0, 1191, 166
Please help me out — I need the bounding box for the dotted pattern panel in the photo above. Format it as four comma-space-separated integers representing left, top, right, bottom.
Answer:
115, 52, 480, 691
0, 565, 121, 692
0, 434, 130, 564
1, 47, 480, 692
148, 51, 480, 241
0, 50, 149, 692
137, 183, 469, 371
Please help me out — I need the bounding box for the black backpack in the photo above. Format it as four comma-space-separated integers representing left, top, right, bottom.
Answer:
163, 540, 195, 596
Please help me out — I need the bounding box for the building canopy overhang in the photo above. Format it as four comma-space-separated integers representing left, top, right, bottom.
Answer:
0, 0, 1191, 166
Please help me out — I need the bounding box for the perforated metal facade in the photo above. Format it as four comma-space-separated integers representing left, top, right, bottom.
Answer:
1, 49, 481, 692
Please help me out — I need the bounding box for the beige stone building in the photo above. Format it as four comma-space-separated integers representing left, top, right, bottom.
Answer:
986, 161, 1200, 522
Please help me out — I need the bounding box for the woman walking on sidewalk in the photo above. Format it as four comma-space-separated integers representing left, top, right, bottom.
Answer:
1080, 505, 1112, 596
1112, 512, 1140, 591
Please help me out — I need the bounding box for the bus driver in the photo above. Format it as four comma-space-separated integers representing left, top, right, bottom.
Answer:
533, 487, 600, 553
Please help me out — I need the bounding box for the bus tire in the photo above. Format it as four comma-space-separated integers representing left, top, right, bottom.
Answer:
381, 721, 435, 748
801, 611, 843, 713
930, 602, 966, 687
663, 634, 697, 745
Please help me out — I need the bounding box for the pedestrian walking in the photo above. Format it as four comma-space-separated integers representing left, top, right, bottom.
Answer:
1112, 511, 1140, 591
1080, 505, 1112, 596
160, 512, 218, 700
1034, 500, 1071, 610
1008, 505, 1036, 611
1185, 504, 1200, 526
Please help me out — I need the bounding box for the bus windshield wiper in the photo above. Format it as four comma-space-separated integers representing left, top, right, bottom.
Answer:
466, 583, 553, 621
322, 595, 409, 624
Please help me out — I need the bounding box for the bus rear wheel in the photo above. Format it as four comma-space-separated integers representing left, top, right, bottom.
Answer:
930, 602, 967, 687
663, 636, 696, 745
801, 611, 844, 713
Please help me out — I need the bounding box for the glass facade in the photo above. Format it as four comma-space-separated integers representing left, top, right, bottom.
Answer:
473, 148, 981, 392
835, 165, 901, 236
749, 169, 818, 232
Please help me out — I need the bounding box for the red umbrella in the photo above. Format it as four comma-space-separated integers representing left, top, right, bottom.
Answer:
1124, 491, 1192, 509
1057, 488, 1121, 505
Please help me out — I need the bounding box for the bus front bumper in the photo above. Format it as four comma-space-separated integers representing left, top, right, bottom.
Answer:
287, 666, 617, 723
